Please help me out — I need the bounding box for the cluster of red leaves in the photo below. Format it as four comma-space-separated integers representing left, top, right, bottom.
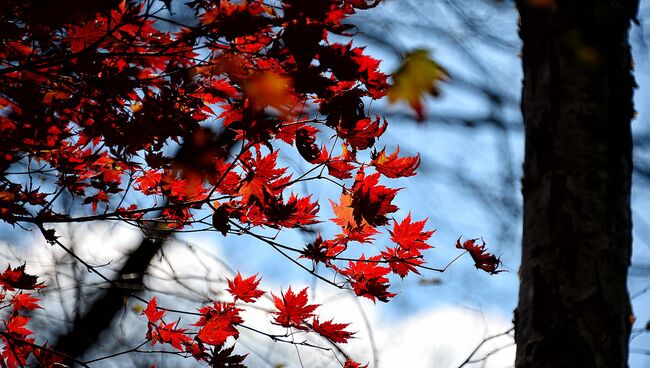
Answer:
338, 255, 396, 303
383, 214, 435, 278
0, 0, 457, 299
307, 202, 436, 302
271, 287, 354, 344
0, 0, 403, 230
0, 0, 502, 366
0, 265, 62, 368
140, 277, 355, 366
0, 0, 489, 303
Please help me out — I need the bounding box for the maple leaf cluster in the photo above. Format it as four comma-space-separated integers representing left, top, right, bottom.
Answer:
310, 191, 441, 302
138, 276, 356, 366
0, 0, 419, 231
0, 0, 473, 304
0, 265, 62, 368
0, 0, 502, 366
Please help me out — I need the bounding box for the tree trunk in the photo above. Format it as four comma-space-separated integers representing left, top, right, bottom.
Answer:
515, 1, 638, 367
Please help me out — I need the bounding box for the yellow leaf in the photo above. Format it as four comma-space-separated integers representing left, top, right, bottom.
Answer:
132, 304, 144, 314
388, 49, 449, 120
244, 72, 297, 115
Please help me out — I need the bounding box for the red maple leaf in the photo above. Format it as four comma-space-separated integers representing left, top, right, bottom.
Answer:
300, 234, 348, 264
226, 272, 265, 303
350, 170, 399, 227
326, 144, 357, 179
32, 345, 64, 368
350, 48, 388, 99
327, 158, 356, 179
148, 321, 192, 351
276, 193, 320, 228
66, 17, 107, 53
32, 344, 64, 368
275, 121, 303, 145
381, 246, 423, 278
142, 297, 166, 323
134, 170, 162, 195
11, 293, 42, 311
238, 151, 291, 205
6, 315, 32, 337
340, 116, 387, 150
253, 192, 319, 228
272, 287, 319, 330
389, 213, 434, 252
456, 237, 504, 275
340, 255, 395, 303
197, 316, 239, 346
210, 344, 249, 368
344, 359, 369, 368
311, 317, 354, 343
1, 335, 33, 368
194, 303, 242, 346
371, 146, 420, 178
0, 264, 45, 291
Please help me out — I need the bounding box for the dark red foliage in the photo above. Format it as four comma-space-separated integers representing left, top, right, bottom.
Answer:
339, 255, 396, 303
0, 265, 45, 291
456, 237, 504, 275
209, 344, 248, 368
350, 170, 399, 227
301, 234, 347, 265
296, 126, 325, 163
0, 0, 501, 366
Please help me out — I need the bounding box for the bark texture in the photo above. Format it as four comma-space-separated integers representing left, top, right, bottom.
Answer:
515, 1, 638, 367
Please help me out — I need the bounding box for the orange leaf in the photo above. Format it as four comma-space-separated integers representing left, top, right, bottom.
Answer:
371, 146, 420, 178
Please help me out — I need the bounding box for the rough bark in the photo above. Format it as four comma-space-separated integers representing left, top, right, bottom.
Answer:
515, 1, 638, 367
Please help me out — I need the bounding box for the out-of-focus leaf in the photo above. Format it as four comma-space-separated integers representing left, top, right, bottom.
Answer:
388, 49, 449, 120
